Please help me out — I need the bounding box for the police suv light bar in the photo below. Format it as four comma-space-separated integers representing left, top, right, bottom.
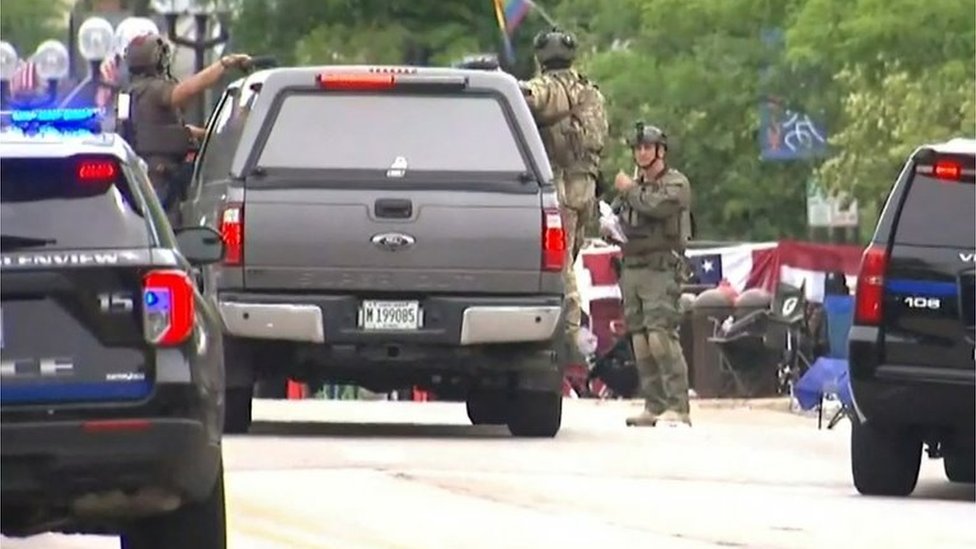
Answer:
0, 107, 105, 137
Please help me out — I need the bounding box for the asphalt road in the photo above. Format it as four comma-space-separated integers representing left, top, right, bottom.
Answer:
4, 398, 975, 548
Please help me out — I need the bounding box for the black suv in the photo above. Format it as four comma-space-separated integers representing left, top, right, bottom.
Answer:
849, 137, 975, 496
0, 110, 229, 547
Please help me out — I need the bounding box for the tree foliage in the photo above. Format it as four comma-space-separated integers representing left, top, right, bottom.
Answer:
228, 0, 975, 242
0, 0, 69, 57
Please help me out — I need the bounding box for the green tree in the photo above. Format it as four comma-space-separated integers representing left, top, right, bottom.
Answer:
0, 0, 69, 57
785, 0, 976, 216
574, 0, 812, 240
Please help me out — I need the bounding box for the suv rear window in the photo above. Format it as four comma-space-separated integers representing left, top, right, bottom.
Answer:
257, 93, 528, 173
893, 162, 975, 248
0, 157, 150, 250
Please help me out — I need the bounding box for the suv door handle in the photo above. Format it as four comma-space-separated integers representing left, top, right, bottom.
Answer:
374, 198, 412, 219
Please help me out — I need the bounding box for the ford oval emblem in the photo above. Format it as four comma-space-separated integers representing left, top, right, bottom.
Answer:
371, 232, 416, 251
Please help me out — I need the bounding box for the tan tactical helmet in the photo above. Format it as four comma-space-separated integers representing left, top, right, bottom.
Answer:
124, 33, 170, 74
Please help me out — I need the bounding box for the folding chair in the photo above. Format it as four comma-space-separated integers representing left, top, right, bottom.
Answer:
767, 282, 815, 399
820, 294, 856, 429
707, 308, 778, 397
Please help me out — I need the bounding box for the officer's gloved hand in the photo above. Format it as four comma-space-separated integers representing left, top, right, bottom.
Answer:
220, 54, 253, 71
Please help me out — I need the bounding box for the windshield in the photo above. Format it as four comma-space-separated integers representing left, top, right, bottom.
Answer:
257, 93, 528, 173
0, 157, 150, 251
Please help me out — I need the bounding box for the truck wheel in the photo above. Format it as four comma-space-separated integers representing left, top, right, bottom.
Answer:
466, 390, 508, 425
223, 385, 254, 434
944, 451, 975, 483
121, 458, 226, 549
850, 419, 921, 496
507, 390, 562, 438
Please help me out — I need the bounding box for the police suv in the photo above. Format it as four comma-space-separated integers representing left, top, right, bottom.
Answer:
849, 137, 975, 496
0, 108, 229, 547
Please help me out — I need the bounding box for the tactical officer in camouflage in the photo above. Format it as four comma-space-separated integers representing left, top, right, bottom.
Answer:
122, 33, 251, 224
613, 124, 693, 427
520, 28, 609, 356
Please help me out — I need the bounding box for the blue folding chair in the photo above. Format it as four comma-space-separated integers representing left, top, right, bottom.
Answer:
793, 295, 855, 429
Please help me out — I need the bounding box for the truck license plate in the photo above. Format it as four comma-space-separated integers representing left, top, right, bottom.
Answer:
360, 301, 421, 331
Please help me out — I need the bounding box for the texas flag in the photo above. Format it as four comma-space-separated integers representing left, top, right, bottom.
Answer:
685, 240, 863, 302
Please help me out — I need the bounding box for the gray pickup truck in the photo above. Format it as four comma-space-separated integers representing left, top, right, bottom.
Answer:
183, 66, 568, 437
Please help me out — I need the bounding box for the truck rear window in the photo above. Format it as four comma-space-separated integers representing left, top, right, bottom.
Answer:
257, 93, 528, 173
0, 157, 150, 251
894, 174, 975, 247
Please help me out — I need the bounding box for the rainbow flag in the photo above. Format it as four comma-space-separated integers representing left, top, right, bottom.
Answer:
504, 0, 534, 33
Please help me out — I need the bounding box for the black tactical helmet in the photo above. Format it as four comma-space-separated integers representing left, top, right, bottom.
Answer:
533, 28, 577, 67
630, 122, 668, 149
124, 33, 170, 74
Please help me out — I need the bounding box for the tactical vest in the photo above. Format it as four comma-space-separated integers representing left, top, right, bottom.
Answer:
619, 170, 691, 258
122, 75, 190, 165
533, 69, 608, 177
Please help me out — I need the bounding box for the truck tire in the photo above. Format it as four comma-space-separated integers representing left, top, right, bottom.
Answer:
466, 390, 508, 425
944, 451, 975, 483
507, 390, 562, 438
121, 458, 227, 549
851, 419, 921, 496
223, 385, 254, 434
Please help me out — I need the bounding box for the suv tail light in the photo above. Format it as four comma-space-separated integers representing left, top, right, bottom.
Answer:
854, 244, 888, 325
143, 270, 195, 346
77, 159, 118, 182
542, 208, 567, 272
219, 203, 243, 266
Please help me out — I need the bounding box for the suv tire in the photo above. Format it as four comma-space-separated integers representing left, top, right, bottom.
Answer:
466, 390, 508, 425
506, 390, 562, 438
851, 419, 922, 496
224, 385, 254, 434
944, 451, 975, 483
121, 458, 227, 549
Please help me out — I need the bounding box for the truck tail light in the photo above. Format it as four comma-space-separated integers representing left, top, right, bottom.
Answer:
143, 270, 195, 346
219, 203, 243, 266
542, 208, 567, 272
854, 244, 888, 325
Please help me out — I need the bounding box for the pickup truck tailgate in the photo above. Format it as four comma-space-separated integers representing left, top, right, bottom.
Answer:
242, 187, 543, 294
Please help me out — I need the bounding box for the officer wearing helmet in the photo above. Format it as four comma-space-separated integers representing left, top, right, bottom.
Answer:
122, 33, 251, 224
520, 28, 609, 360
613, 123, 693, 428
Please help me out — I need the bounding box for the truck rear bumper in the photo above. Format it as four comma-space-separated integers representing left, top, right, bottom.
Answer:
218, 293, 563, 346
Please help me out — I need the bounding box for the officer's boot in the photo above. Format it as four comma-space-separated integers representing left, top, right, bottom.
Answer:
625, 333, 664, 427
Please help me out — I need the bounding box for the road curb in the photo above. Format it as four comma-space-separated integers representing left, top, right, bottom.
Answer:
692, 397, 793, 412
601, 396, 794, 412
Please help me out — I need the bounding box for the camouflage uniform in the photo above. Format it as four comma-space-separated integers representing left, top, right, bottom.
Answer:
615, 125, 693, 427
521, 29, 609, 352
122, 34, 193, 226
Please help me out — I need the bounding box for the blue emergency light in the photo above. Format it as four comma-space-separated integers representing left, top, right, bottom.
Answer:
1, 107, 104, 138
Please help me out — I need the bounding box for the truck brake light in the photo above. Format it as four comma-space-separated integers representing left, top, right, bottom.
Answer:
854, 244, 888, 325
143, 270, 195, 346
316, 72, 468, 92
220, 203, 243, 266
316, 73, 395, 91
542, 208, 567, 272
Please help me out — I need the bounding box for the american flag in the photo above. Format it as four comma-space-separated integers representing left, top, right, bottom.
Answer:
9, 60, 37, 97
95, 56, 121, 107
